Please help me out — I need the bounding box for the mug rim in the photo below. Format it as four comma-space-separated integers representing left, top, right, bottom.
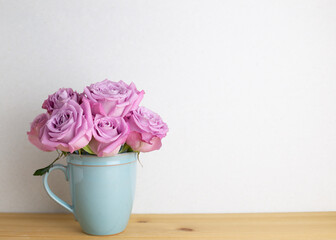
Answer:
67, 152, 138, 167
67, 152, 138, 158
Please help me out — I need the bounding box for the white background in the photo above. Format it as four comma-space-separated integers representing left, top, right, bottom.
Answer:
1, 0, 336, 213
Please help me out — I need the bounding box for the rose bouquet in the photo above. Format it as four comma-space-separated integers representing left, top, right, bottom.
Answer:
28, 80, 168, 176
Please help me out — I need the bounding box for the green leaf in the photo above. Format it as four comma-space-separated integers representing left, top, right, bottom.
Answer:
118, 144, 127, 153
61, 151, 69, 156
119, 144, 135, 153
82, 145, 95, 154
126, 145, 135, 152
33, 165, 53, 176
33, 151, 68, 176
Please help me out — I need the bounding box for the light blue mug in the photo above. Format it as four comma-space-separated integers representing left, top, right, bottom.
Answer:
43, 152, 137, 235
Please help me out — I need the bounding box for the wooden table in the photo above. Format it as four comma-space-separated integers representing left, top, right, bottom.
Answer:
0, 212, 335, 239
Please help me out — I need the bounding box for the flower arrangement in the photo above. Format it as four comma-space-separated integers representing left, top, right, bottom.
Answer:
28, 80, 168, 175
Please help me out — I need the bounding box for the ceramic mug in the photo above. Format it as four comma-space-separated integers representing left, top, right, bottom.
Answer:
43, 152, 137, 235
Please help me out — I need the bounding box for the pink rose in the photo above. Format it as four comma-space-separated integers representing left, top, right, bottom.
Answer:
27, 113, 55, 151
125, 107, 168, 152
84, 79, 144, 117
40, 98, 93, 153
89, 115, 129, 157
42, 88, 80, 113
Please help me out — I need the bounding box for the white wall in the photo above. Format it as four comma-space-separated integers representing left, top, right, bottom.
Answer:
1, 0, 336, 213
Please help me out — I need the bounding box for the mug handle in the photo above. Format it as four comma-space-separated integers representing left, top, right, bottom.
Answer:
43, 164, 74, 213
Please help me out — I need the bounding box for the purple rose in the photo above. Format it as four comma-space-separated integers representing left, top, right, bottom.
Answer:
125, 107, 168, 152
42, 88, 80, 113
89, 115, 129, 157
27, 113, 55, 151
40, 98, 93, 153
84, 79, 144, 117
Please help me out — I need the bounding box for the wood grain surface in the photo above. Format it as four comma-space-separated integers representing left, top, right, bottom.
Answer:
0, 212, 335, 239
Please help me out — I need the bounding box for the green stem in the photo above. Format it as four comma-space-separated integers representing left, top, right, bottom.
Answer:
33, 152, 68, 176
